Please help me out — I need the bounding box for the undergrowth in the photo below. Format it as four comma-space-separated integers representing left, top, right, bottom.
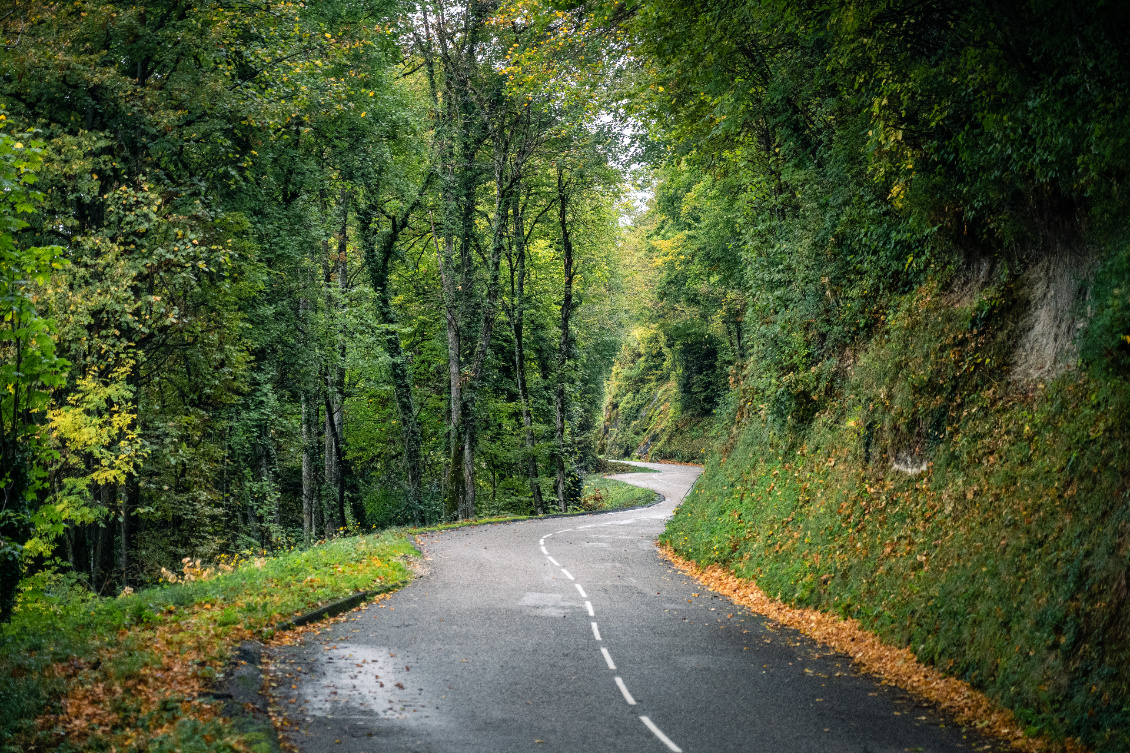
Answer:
599, 328, 716, 463
1, 532, 414, 752
660, 279, 1130, 752
578, 476, 660, 511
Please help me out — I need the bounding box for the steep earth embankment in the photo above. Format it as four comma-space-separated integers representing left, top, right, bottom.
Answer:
606, 259, 1130, 752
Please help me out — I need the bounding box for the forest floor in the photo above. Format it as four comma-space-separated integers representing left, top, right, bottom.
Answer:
1, 532, 414, 753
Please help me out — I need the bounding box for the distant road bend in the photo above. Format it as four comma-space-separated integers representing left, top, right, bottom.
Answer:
273, 462, 1001, 752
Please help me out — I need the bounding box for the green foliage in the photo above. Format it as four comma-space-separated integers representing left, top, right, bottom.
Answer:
630, 1, 1130, 749
0, 124, 68, 620
1080, 235, 1130, 377
598, 327, 715, 462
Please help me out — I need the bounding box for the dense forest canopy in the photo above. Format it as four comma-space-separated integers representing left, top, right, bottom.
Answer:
0, 0, 642, 615
3, 0, 1130, 747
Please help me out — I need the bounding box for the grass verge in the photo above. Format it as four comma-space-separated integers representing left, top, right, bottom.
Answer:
595, 458, 660, 474
408, 476, 661, 534
2, 531, 414, 753
660, 545, 1085, 753
578, 475, 660, 511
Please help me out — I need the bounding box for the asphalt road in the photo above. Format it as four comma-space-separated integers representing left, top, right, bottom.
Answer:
271, 462, 1001, 753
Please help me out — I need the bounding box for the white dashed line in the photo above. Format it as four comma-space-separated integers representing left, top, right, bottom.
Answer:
585, 600, 594, 616
614, 676, 636, 705
539, 539, 545, 545
640, 716, 682, 752
591, 621, 602, 640
601, 647, 616, 670
561, 568, 575, 580
540, 546, 549, 555
575, 584, 587, 598
547, 556, 561, 567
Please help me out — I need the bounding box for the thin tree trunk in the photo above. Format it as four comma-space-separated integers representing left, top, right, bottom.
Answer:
455, 155, 511, 520
120, 476, 138, 589
301, 393, 315, 546
322, 190, 350, 536
508, 191, 544, 514
555, 166, 576, 513
259, 437, 277, 545
299, 288, 316, 545
334, 189, 349, 529
119, 484, 129, 589
323, 232, 340, 535
313, 400, 326, 540
324, 391, 347, 534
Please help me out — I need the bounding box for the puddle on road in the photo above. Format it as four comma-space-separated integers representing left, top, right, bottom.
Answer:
299, 644, 433, 720
517, 591, 580, 617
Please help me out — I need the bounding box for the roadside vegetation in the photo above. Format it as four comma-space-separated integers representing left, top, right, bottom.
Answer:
3, 1, 1129, 752
578, 476, 658, 512
412, 474, 659, 533
602, 2, 1130, 751
1, 532, 413, 753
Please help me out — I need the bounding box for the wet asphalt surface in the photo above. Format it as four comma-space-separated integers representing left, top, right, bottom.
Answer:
270, 462, 1005, 753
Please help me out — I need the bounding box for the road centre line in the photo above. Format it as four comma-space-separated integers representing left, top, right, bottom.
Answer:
614, 676, 636, 705
591, 621, 602, 640
547, 556, 561, 567
540, 546, 549, 555
575, 584, 587, 598
561, 568, 575, 580
601, 647, 616, 670
640, 716, 682, 752
585, 600, 594, 616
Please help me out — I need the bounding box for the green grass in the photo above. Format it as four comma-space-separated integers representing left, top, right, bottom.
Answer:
579, 476, 660, 511
597, 458, 660, 474
2, 531, 415, 753
408, 475, 661, 535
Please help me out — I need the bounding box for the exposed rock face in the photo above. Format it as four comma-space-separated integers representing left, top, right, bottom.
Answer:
1011, 250, 1093, 382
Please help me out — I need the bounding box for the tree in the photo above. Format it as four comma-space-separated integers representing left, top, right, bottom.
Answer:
0, 125, 67, 620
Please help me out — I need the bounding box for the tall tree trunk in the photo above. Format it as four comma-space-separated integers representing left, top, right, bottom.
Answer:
334, 189, 349, 529
258, 435, 277, 545
508, 191, 544, 514
120, 476, 139, 589
435, 228, 466, 519
119, 485, 129, 590
555, 166, 576, 513
323, 231, 340, 534
322, 367, 339, 534
299, 288, 317, 545
322, 187, 350, 535
455, 151, 513, 520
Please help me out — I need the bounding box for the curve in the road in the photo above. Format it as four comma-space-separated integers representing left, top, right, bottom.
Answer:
268, 460, 1008, 753
539, 501, 684, 751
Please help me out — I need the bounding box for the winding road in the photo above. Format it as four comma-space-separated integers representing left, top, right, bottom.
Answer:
270, 461, 1000, 752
